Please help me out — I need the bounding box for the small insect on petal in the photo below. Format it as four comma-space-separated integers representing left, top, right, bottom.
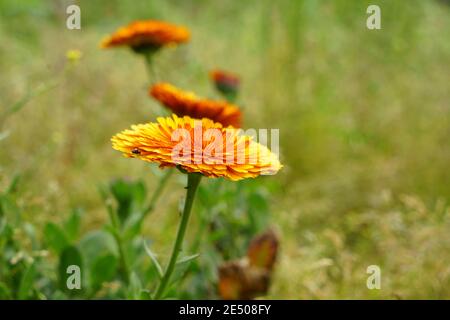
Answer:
131, 148, 141, 155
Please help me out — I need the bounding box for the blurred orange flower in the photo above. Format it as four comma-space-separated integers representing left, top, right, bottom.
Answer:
101, 20, 190, 50
218, 229, 279, 300
209, 69, 240, 96
247, 229, 279, 271
111, 114, 281, 181
218, 260, 269, 300
150, 82, 242, 128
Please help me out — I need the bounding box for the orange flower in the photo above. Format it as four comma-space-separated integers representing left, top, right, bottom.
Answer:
150, 82, 242, 128
218, 229, 279, 300
100, 20, 190, 50
111, 114, 281, 181
209, 69, 240, 95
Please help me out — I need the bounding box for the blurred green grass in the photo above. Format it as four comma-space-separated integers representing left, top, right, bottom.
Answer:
1, 0, 450, 298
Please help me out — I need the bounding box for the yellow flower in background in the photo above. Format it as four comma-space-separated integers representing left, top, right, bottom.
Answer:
111, 114, 281, 181
65, 49, 82, 62
150, 82, 242, 128
100, 20, 190, 51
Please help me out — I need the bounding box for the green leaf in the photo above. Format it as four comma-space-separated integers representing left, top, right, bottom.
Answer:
90, 254, 118, 291
44, 223, 69, 254
247, 192, 270, 232
64, 208, 82, 241
170, 260, 195, 289
122, 212, 143, 241
109, 178, 146, 224
0, 223, 13, 248
0, 282, 11, 299
58, 246, 83, 294
23, 223, 38, 250
127, 272, 142, 299
143, 240, 163, 279
18, 263, 37, 299
0, 195, 20, 222
167, 257, 201, 290
176, 253, 200, 265
79, 230, 118, 267
139, 289, 152, 300
6, 174, 20, 194
0, 196, 4, 219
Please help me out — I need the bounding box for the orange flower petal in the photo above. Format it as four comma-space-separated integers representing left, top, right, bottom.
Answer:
150, 83, 242, 128
101, 20, 190, 49
111, 114, 281, 181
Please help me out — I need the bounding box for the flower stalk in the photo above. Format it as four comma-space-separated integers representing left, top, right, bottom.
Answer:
144, 52, 159, 84
153, 173, 202, 299
105, 201, 131, 284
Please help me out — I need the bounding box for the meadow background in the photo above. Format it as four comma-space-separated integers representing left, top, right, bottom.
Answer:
1, 0, 450, 299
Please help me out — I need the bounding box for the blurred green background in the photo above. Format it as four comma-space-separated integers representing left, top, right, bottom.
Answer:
1, 0, 450, 299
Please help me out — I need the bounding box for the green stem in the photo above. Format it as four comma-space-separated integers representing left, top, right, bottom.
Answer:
223, 91, 237, 104
116, 233, 130, 284
143, 169, 173, 217
0, 80, 59, 130
154, 173, 202, 299
144, 53, 158, 84
106, 202, 130, 284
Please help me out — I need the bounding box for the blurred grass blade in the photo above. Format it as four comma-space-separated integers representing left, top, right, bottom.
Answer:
7, 174, 20, 194
127, 272, 142, 299
1, 81, 58, 120
18, 263, 37, 299
143, 240, 163, 279
176, 253, 200, 265
0, 130, 10, 142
